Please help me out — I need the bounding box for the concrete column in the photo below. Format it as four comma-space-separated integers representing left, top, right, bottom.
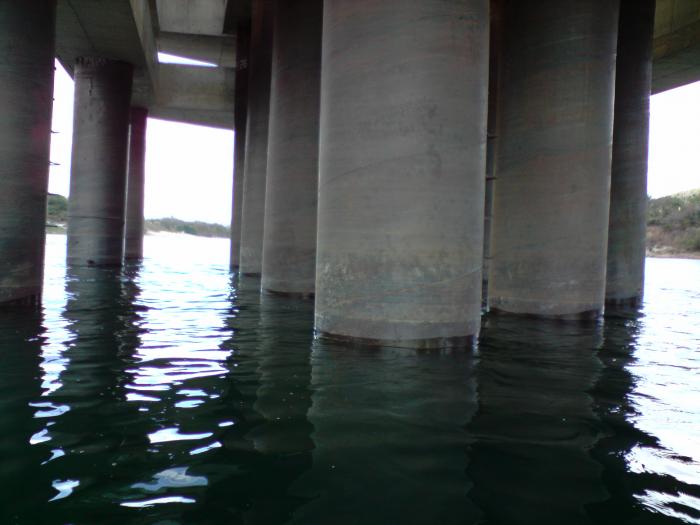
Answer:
0, 1, 56, 305
488, 0, 619, 318
124, 107, 148, 260
483, 0, 504, 308
606, 0, 656, 308
315, 0, 489, 347
261, 0, 323, 296
230, 25, 251, 269
238, 0, 273, 276
67, 58, 133, 266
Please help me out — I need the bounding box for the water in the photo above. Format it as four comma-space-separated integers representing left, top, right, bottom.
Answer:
0, 234, 698, 524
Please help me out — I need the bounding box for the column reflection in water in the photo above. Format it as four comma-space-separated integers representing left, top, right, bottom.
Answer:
37, 265, 145, 522
0, 310, 53, 522
292, 344, 480, 524
239, 291, 315, 523
117, 272, 315, 523
467, 317, 607, 523
588, 308, 656, 523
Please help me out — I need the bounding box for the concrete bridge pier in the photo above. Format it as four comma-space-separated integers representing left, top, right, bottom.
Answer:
606, 0, 656, 308
489, 0, 619, 319
314, 0, 489, 348
230, 25, 250, 270
0, 1, 56, 306
238, 0, 273, 277
261, 0, 323, 297
67, 58, 133, 266
124, 107, 148, 260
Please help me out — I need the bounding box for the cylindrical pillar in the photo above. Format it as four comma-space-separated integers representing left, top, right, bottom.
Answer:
0, 1, 56, 305
67, 58, 133, 266
124, 107, 148, 260
483, 0, 504, 308
230, 25, 251, 270
488, 0, 619, 318
315, 0, 489, 347
261, 0, 323, 296
606, 0, 655, 308
238, 0, 273, 276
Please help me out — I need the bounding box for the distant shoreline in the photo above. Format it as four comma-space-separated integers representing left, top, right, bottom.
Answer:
45, 228, 700, 260
45, 191, 700, 253
46, 226, 229, 239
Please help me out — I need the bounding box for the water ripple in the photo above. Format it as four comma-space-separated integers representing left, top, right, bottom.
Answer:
0, 235, 697, 524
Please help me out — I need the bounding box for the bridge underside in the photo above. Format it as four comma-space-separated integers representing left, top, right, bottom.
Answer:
52, 0, 700, 127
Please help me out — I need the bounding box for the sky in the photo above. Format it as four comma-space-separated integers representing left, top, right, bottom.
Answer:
49, 60, 700, 226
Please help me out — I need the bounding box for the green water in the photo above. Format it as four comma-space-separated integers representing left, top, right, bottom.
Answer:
0, 235, 698, 524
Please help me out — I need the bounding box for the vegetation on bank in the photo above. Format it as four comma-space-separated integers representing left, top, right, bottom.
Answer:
47, 193, 68, 224
46, 194, 230, 238
647, 189, 700, 256
145, 217, 229, 238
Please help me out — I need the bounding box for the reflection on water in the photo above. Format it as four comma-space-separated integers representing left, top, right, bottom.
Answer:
468, 317, 607, 524
0, 235, 698, 524
291, 343, 480, 524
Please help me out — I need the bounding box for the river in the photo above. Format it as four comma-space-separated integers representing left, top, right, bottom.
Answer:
0, 234, 698, 524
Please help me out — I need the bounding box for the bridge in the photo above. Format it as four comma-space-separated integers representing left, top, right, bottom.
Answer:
1, 0, 699, 348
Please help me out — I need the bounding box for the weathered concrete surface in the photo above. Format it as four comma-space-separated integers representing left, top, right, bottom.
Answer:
653, 0, 700, 93
149, 63, 235, 130
56, 0, 156, 110
230, 26, 250, 269
56, 1, 238, 130
125, 107, 148, 260
607, 0, 656, 307
483, 0, 504, 308
239, 0, 273, 276
0, 1, 56, 305
67, 58, 133, 266
261, 0, 323, 296
156, 0, 228, 36
489, 0, 619, 318
315, 0, 489, 347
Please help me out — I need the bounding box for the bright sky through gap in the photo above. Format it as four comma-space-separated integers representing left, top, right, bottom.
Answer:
157, 52, 217, 67
49, 60, 234, 226
648, 81, 700, 197
49, 60, 699, 226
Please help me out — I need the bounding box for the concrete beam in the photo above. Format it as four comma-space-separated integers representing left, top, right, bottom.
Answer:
56, 0, 157, 108
156, 0, 227, 36
150, 63, 235, 129
652, 0, 700, 92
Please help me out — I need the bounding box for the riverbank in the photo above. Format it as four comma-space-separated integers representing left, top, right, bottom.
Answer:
46, 226, 221, 239
647, 189, 700, 258
46, 195, 230, 238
